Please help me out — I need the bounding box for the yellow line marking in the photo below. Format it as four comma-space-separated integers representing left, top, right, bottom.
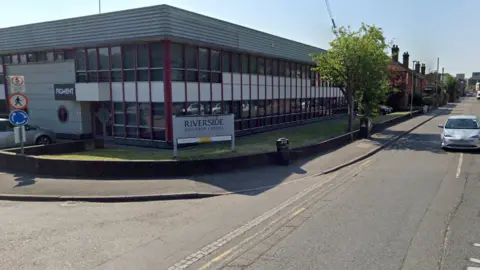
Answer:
199, 249, 233, 270
291, 207, 306, 217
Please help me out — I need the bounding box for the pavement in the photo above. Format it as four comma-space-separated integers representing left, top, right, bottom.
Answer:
0, 98, 475, 270
0, 108, 443, 201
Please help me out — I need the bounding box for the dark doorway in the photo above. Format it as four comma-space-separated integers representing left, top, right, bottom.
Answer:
91, 102, 113, 139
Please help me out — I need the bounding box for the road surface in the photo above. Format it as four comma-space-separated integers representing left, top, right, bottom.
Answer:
1, 98, 479, 270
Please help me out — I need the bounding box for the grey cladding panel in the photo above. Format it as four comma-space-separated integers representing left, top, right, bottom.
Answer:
0, 7, 168, 53
5, 62, 90, 135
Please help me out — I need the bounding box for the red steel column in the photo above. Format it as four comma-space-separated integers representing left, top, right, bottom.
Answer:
120, 46, 126, 138
134, 45, 140, 139
2, 64, 8, 112
162, 40, 173, 143
108, 47, 114, 137
147, 43, 153, 140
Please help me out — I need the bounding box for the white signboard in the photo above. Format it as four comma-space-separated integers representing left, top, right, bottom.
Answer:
172, 114, 235, 157
7, 75, 26, 93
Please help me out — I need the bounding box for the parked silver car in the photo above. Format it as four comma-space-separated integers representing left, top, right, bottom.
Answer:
0, 118, 56, 149
439, 115, 480, 149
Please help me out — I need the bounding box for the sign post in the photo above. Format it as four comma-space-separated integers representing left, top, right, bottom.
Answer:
9, 110, 29, 154
172, 114, 235, 158
96, 108, 111, 142
9, 93, 28, 110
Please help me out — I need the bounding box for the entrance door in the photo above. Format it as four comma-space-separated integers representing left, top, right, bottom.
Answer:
92, 102, 113, 139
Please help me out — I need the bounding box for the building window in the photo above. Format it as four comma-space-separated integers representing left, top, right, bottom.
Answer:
137, 43, 149, 81
241, 55, 249, 74
36, 52, 47, 62
55, 51, 64, 61
19, 53, 27, 64
75, 49, 86, 70
232, 53, 240, 73
87, 49, 97, 71
222, 51, 231, 73
64, 50, 74, 60
266, 59, 272, 75
11, 54, 19, 65
27, 53, 35, 63
250, 56, 257, 73
46, 51, 54, 62
211, 50, 221, 72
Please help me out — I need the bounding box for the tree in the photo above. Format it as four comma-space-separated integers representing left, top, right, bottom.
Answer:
311, 24, 391, 140
442, 74, 458, 102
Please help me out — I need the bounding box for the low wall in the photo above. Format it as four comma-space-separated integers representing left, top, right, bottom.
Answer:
0, 112, 421, 179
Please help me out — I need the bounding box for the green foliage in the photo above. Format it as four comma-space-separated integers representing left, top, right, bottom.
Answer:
412, 92, 423, 106
311, 23, 391, 118
422, 97, 434, 106
442, 74, 457, 101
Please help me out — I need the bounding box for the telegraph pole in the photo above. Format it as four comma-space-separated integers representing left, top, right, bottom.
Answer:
435, 57, 440, 107
99, 0, 101, 14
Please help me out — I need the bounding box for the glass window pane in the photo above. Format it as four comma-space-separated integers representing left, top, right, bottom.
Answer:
152, 103, 165, 129
98, 48, 109, 70
199, 71, 209, 82
241, 55, 249, 74
37, 52, 47, 62
123, 70, 134, 82
86, 49, 97, 70
172, 70, 185, 81
0, 56, 3, 65
151, 69, 164, 81
122, 45, 135, 69
272, 60, 278, 76
212, 73, 222, 83
110, 47, 121, 69
137, 70, 148, 81
266, 59, 272, 75
199, 48, 209, 70
75, 49, 86, 70
171, 43, 184, 69
232, 53, 240, 73
258, 58, 265, 74
3, 55, 10, 64
137, 44, 149, 68
87, 72, 98, 82
27, 53, 35, 63
139, 103, 151, 127
186, 46, 197, 69
46, 51, 54, 62
211, 50, 220, 72
55, 51, 64, 61
112, 71, 122, 82
150, 42, 163, 68
285, 62, 291, 77
186, 70, 197, 82
99, 71, 109, 82
12, 54, 19, 64
222, 51, 231, 72
76, 72, 86, 83
250, 56, 257, 73
19, 53, 27, 64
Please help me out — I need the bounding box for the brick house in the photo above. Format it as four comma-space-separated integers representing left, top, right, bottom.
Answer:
388, 45, 427, 109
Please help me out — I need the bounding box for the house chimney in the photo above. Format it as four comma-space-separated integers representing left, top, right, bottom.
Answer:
391, 45, 399, 62
421, 64, 426, 75
415, 62, 420, 73
402, 52, 409, 69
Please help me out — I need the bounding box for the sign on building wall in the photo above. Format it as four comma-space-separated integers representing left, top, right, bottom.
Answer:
7, 75, 26, 93
54, 84, 76, 101
472, 72, 480, 78
172, 114, 235, 157
456, 73, 465, 80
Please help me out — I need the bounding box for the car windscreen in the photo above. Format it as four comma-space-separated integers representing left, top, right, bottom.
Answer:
445, 118, 479, 129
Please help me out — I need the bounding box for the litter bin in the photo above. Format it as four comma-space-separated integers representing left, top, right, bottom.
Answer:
276, 138, 290, 166
423, 105, 428, 114
359, 117, 372, 138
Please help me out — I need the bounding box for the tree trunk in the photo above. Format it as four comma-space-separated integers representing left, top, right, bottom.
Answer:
348, 93, 355, 141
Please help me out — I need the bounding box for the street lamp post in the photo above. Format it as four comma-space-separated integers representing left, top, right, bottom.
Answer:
410, 60, 419, 115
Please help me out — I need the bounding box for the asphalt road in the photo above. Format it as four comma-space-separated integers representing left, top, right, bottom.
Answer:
0, 99, 478, 270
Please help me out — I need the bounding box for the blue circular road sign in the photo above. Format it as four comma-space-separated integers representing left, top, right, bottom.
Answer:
9, 110, 29, 126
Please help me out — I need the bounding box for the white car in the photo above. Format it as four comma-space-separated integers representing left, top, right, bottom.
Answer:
439, 115, 480, 149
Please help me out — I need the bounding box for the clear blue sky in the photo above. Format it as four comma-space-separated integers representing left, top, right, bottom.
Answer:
1, 0, 476, 77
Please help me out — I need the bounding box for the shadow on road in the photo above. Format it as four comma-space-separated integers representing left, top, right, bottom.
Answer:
13, 174, 37, 187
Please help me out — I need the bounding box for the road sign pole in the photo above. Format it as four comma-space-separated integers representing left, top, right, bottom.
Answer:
20, 129, 24, 154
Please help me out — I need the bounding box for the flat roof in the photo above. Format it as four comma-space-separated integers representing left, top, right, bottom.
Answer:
0, 5, 325, 63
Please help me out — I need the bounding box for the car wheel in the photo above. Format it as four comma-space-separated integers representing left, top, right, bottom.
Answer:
36, 135, 51, 145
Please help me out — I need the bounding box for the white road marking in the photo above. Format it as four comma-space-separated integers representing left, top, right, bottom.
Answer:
168, 160, 371, 270
474, 243, 480, 247
456, 153, 463, 179
470, 258, 480, 264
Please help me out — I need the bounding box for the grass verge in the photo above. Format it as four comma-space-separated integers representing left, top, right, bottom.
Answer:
41, 112, 409, 161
